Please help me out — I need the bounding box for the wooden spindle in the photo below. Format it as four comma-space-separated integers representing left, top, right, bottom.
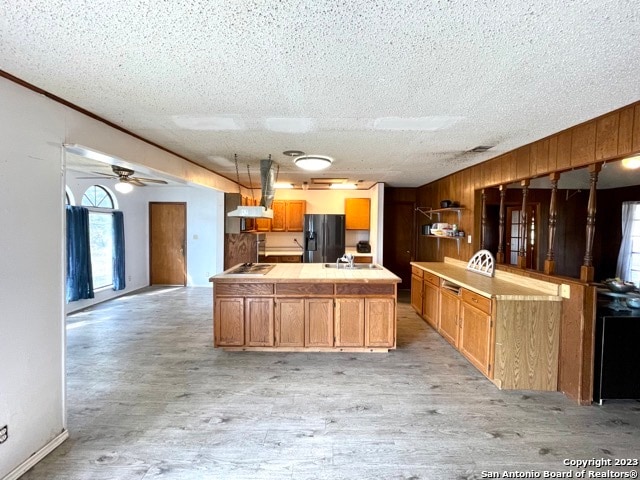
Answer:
497, 185, 506, 264
544, 172, 560, 275
580, 163, 601, 282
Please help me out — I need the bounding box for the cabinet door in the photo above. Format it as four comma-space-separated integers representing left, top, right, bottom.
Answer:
439, 289, 460, 347
275, 298, 305, 347
214, 297, 245, 346
305, 298, 334, 347
286, 200, 306, 232
365, 298, 395, 347
335, 298, 365, 346
422, 281, 439, 329
255, 217, 271, 232
345, 198, 371, 230
245, 298, 274, 346
271, 200, 286, 232
459, 302, 493, 376
410, 274, 423, 314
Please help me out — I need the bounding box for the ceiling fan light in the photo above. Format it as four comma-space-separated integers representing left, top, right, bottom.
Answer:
115, 181, 134, 193
294, 155, 333, 171
621, 155, 640, 170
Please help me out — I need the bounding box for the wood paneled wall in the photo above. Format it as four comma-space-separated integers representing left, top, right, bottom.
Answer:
412, 100, 640, 405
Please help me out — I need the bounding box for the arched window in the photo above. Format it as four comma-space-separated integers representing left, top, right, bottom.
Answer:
81, 185, 114, 209
81, 185, 116, 289
65, 186, 75, 206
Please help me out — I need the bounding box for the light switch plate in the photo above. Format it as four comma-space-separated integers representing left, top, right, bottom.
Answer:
467, 235, 472, 244
560, 284, 571, 299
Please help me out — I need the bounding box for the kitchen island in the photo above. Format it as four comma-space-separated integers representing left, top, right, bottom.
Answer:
210, 263, 401, 352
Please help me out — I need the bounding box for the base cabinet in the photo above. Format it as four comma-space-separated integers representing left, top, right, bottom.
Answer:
275, 298, 305, 346
411, 273, 423, 314
422, 281, 439, 329
459, 302, 492, 376
245, 298, 274, 346
214, 297, 245, 346
365, 298, 395, 347
335, 298, 365, 346
439, 288, 460, 347
305, 299, 334, 347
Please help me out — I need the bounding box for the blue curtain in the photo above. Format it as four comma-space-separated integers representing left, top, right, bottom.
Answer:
112, 211, 126, 291
66, 206, 94, 302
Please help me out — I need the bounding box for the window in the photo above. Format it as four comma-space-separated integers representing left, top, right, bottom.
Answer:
81, 186, 115, 289
616, 202, 640, 286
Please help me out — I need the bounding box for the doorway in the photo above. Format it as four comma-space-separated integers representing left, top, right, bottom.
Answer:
149, 202, 187, 285
383, 200, 416, 288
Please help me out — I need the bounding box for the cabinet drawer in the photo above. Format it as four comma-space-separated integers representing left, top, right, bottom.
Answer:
216, 283, 274, 296
461, 289, 491, 314
411, 266, 424, 278
276, 283, 334, 295
423, 271, 440, 287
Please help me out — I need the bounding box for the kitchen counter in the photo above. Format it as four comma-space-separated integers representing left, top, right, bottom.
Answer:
410, 259, 560, 300
212, 262, 400, 283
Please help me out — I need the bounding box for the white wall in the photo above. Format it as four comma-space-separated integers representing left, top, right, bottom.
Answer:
0, 76, 229, 478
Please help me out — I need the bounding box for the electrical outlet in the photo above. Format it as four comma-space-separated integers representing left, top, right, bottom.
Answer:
128, 275, 132, 282
0, 425, 8, 444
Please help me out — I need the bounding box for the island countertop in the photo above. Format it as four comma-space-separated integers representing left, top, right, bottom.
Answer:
210, 262, 401, 283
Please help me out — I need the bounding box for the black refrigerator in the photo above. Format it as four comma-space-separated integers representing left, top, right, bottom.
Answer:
303, 214, 346, 263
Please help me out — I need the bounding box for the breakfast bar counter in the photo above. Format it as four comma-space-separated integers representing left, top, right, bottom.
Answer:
210, 263, 401, 352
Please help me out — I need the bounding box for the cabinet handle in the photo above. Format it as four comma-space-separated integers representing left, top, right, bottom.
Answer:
472, 298, 478, 303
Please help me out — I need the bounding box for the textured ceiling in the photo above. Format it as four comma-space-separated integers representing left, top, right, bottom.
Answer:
2, 0, 640, 189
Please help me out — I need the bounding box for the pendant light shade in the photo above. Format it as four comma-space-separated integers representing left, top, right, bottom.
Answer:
293, 155, 333, 171
115, 180, 134, 193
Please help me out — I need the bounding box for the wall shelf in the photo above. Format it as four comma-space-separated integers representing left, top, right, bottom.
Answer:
416, 206, 464, 221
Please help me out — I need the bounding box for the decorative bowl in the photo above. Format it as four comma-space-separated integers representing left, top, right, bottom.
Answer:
604, 279, 636, 293
627, 297, 640, 308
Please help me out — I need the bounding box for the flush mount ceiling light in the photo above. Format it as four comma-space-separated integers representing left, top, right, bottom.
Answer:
621, 154, 640, 169
274, 182, 294, 189
330, 183, 357, 189
294, 155, 334, 171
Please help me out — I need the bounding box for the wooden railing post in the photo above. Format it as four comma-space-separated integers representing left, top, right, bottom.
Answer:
480, 189, 487, 250
544, 172, 560, 275
518, 179, 530, 269
580, 163, 602, 282
497, 185, 506, 264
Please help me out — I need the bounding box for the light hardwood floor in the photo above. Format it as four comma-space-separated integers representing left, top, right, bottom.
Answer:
21, 288, 640, 480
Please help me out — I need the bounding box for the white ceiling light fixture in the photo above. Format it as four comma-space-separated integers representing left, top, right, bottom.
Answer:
329, 183, 357, 189
621, 154, 640, 169
114, 180, 134, 194
294, 155, 334, 171
274, 182, 294, 189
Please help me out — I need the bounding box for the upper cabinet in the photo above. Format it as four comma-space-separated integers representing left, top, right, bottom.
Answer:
261, 200, 306, 232
345, 198, 371, 230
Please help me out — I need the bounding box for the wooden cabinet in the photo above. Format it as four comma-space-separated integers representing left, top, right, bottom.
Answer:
410, 267, 423, 314
305, 298, 334, 347
275, 298, 305, 347
335, 298, 365, 346
345, 198, 370, 230
422, 280, 440, 329
214, 297, 244, 346
354, 255, 373, 263
459, 300, 493, 376
269, 200, 306, 232
365, 298, 395, 347
255, 216, 271, 232
245, 297, 274, 346
438, 287, 460, 347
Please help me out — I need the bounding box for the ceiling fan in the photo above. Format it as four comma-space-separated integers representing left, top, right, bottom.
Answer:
78, 165, 168, 192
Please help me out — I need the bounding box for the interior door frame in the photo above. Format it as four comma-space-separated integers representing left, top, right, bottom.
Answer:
149, 201, 187, 286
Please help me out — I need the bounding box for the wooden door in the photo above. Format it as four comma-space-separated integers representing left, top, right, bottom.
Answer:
459, 303, 493, 376
365, 298, 395, 347
275, 298, 305, 347
149, 202, 186, 285
214, 297, 244, 346
335, 298, 365, 347
383, 200, 415, 288
245, 298, 274, 346
506, 205, 538, 269
286, 200, 306, 232
305, 298, 334, 347
439, 289, 460, 347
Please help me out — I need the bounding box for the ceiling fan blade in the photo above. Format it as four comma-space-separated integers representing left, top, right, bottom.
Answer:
76, 176, 114, 180
132, 177, 168, 184
128, 178, 146, 187
90, 171, 119, 178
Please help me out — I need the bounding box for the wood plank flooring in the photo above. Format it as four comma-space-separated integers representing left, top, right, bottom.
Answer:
21, 288, 640, 480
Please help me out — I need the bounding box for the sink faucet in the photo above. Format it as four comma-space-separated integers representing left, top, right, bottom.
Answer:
337, 253, 354, 269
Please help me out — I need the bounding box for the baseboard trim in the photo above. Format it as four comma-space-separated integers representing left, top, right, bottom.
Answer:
3, 429, 69, 480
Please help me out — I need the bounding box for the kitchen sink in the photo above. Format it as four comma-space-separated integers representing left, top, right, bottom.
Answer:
323, 263, 383, 270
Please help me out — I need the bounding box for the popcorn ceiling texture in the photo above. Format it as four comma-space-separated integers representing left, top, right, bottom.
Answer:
1, 0, 639, 187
